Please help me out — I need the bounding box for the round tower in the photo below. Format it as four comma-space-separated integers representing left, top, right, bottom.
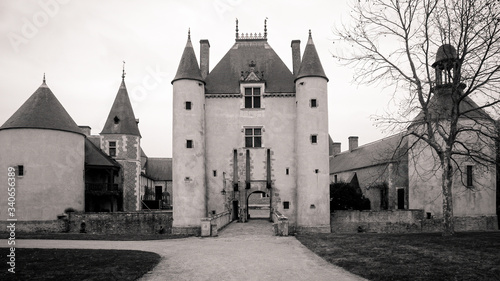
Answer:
294, 31, 330, 232
0, 78, 85, 222
172, 31, 207, 234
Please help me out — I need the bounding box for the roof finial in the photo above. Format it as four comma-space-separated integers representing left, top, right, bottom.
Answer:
43, 73, 46, 84
309, 29, 312, 38
188, 28, 191, 40
235, 18, 239, 39
264, 17, 268, 38
122, 61, 126, 80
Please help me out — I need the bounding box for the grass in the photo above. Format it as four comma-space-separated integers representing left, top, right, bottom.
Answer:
5, 232, 192, 241
296, 231, 500, 281
0, 248, 161, 281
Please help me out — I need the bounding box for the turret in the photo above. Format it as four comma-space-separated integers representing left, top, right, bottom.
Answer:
294, 31, 330, 232
0, 76, 85, 221
100, 67, 142, 211
172, 30, 207, 234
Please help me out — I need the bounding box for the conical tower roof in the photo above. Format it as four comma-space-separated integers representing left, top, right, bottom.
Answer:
0, 80, 83, 135
172, 31, 204, 84
295, 31, 328, 82
100, 78, 141, 137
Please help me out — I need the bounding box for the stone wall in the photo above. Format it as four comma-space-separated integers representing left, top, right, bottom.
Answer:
0, 220, 67, 233
68, 211, 172, 234
331, 210, 498, 233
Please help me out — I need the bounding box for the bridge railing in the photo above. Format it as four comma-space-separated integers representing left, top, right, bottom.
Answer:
272, 210, 289, 236
201, 210, 231, 237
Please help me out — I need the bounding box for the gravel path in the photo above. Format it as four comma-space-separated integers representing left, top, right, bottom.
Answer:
7, 220, 366, 281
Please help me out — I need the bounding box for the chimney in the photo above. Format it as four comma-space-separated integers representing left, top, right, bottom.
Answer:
78, 126, 91, 137
291, 40, 301, 75
200, 39, 210, 79
332, 142, 341, 155
348, 136, 358, 151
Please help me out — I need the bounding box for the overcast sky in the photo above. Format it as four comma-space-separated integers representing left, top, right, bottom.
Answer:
0, 0, 397, 157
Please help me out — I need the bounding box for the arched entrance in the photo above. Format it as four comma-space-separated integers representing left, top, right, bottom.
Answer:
246, 190, 271, 220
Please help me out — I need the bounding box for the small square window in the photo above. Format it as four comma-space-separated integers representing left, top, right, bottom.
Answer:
185, 101, 192, 110
18, 165, 24, 176
109, 141, 116, 157
311, 135, 318, 144
213, 170, 217, 177
315, 169, 319, 174
283, 201, 290, 209
186, 140, 193, 148
285, 168, 289, 175
310, 99, 317, 108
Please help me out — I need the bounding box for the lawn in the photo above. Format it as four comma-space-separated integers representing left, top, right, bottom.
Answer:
0, 248, 161, 281
296, 232, 500, 281
11, 232, 192, 241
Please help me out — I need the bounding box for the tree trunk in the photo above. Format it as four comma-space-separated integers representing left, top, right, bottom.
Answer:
442, 155, 455, 236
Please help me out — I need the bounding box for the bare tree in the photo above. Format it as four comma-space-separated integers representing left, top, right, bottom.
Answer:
334, 0, 500, 235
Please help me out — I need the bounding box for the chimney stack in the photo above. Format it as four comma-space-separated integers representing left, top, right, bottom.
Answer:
200, 39, 210, 79
332, 142, 341, 155
291, 40, 301, 75
348, 136, 358, 151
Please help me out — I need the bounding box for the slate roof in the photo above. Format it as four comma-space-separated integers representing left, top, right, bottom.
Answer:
296, 32, 328, 82
0, 82, 83, 135
205, 39, 295, 94
101, 79, 141, 136
330, 133, 407, 174
411, 92, 492, 126
172, 36, 203, 84
85, 138, 120, 168
145, 158, 172, 181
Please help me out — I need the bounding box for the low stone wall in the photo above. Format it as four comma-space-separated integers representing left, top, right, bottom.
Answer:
272, 210, 289, 236
201, 211, 232, 237
331, 210, 498, 233
331, 210, 424, 233
68, 211, 173, 234
0, 219, 67, 233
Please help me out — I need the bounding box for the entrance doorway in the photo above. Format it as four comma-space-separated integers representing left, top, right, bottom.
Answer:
247, 191, 271, 220
232, 200, 239, 221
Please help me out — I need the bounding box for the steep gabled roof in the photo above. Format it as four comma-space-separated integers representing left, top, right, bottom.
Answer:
172, 35, 203, 84
145, 158, 172, 181
330, 133, 407, 174
205, 39, 295, 94
0, 81, 83, 135
85, 138, 120, 168
101, 79, 141, 137
296, 31, 328, 82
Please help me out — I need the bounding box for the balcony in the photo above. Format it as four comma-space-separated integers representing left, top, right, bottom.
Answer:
85, 183, 121, 195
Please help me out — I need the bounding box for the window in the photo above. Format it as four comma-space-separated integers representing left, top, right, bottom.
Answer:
285, 168, 289, 175
283, 201, 290, 209
245, 128, 262, 148
244, 87, 261, 108
334, 175, 338, 183
109, 141, 116, 157
213, 170, 217, 177
310, 99, 317, 108
466, 165, 473, 187
311, 135, 318, 144
185, 101, 192, 110
18, 165, 24, 176
186, 140, 193, 148
315, 169, 319, 174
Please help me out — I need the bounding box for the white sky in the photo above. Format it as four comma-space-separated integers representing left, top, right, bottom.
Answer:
0, 0, 396, 157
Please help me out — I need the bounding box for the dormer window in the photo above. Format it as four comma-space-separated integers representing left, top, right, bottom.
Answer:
244, 87, 261, 108
113, 116, 120, 124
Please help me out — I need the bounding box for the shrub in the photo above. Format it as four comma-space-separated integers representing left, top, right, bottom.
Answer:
330, 182, 370, 211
